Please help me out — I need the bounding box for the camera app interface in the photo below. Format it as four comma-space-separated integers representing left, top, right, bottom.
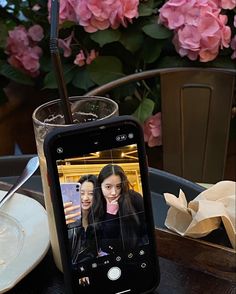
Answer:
56, 144, 150, 289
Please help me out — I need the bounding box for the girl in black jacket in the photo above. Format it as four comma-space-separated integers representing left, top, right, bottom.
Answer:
97, 164, 148, 254
64, 174, 102, 268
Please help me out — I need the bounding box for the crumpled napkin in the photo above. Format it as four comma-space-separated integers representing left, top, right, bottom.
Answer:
164, 181, 236, 249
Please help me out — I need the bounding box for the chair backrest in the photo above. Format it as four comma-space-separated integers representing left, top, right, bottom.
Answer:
86, 67, 235, 183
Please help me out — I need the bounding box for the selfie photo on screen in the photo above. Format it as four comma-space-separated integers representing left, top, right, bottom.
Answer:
57, 145, 149, 272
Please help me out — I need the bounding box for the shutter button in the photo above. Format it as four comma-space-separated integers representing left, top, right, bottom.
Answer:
107, 267, 121, 281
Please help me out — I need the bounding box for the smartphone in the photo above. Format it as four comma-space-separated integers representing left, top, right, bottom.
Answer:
44, 115, 160, 294
60, 183, 81, 223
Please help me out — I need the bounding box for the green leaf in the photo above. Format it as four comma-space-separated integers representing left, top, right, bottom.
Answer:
0, 64, 34, 86
43, 64, 76, 89
142, 23, 172, 39
207, 57, 236, 69
111, 83, 136, 101
133, 98, 155, 123
0, 22, 8, 48
143, 39, 164, 63
60, 21, 75, 29
138, 0, 154, 16
90, 29, 121, 47
72, 68, 95, 90
119, 29, 144, 53
40, 56, 52, 72
157, 56, 192, 68
119, 95, 140, 115
43, 72, 56, 89
88, 56, 124, 85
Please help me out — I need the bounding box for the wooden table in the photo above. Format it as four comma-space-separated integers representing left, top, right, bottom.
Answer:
0, 155, 235, 294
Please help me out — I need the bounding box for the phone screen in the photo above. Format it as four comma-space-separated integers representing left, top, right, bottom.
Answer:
47, 118, 159, 293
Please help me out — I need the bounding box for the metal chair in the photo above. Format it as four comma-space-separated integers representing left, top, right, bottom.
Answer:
85, 67, 236, 183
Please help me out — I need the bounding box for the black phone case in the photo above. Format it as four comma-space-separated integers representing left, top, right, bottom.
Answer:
43, 115, 160, 294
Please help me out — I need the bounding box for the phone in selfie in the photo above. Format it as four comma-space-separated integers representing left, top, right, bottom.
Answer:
44, 115, 160, 294
60, 183, 81, 223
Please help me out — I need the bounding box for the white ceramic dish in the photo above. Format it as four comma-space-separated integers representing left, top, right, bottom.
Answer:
0, 190, 50, 293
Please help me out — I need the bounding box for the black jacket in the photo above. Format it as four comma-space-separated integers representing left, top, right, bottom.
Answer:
100, 190, 148, 254
67, 219, 99, 267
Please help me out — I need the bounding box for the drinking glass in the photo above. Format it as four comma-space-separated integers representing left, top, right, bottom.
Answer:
32, 96, 118, 270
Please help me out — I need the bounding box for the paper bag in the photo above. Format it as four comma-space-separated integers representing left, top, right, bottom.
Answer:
164, 181, 236, 249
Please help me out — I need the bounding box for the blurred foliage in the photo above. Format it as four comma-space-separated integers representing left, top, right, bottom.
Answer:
0, 0, 235, 122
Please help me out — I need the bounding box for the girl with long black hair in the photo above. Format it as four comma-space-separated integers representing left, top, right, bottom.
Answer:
97, 164, 148, 254
64, 174, 102, 268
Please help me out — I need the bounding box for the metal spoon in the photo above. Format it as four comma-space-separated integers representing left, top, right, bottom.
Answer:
0, 156, 40, 209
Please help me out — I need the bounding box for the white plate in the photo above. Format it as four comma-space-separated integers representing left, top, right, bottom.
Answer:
0, 190, 50, 293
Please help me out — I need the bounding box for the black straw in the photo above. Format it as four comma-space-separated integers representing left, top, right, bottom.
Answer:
50, 0, 73, 124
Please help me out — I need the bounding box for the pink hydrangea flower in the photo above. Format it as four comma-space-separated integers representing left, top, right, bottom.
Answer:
74, 49, 99, 66
159, 0, 232, 62
5, 25, 44, 77
21, 47, 42, 74
231, 15, 236, 58
28, 25, 44, 42
8, 46, 42, 77
143, 112, 162, 147
231, 35, 236, 59
219, 0, 236, 9
86, 49, 98, 64
48, 0, 77, 23
48, 0, 139, 32
6, 26, 29, 55
58, 32, 74, 57
158, 0, 188, 30
75, 0, 139, 32
74, 50, 86, 66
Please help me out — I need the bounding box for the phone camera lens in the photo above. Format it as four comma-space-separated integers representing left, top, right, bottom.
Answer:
57, 147, 63, 153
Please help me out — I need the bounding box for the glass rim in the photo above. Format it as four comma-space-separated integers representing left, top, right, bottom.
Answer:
32, 95, 119, 127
